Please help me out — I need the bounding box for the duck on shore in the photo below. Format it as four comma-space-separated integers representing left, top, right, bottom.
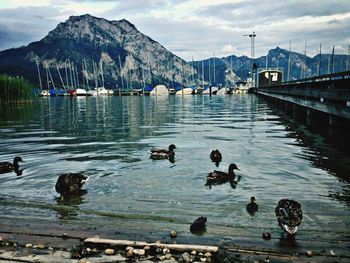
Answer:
205, 163, 239, 187
149, 144, 176, 160
210, 149, 222, 167
275, 199, 303, 235
246, 196, 258, 215
0, 156, 23, 175
55, 173, 88, 197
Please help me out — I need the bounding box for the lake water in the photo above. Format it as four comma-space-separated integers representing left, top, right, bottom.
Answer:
1, 95, 350, 249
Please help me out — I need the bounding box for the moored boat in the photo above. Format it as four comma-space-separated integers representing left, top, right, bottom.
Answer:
76, 88, 88, 96
150, 85, 168, 96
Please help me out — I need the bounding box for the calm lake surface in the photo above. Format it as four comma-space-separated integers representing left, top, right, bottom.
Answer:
1, 95, 350, 248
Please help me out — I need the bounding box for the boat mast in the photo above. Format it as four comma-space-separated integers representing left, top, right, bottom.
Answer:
208, 57, 211, 86
64, 60, 69, 88
142, 64, 145, 95
56, 64, 65, 89
69, 60, 74, 88
346, 45, 350, 71
100, 60, 105, 87
287, 41, 291, 81
191, 56, 195, 86
47, 66, 56, 89
318, 43, 322, 76
71, 62, 77, 89
213, 52, 216, 86
331, 46, 335, 74
300, 38, 307, 79
44, 63, 49, 89
36, 58, 43, 90
75, 64, 80, 89
201, 59, 204, 90
118, 55, 124, 90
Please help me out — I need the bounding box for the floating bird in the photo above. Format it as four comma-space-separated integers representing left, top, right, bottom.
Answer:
262, 232, 271, 240
206, 163, 239, 187
246, 196, 258, 215
55, 173, 88, 197
190, 216, 207, 232
275, 199, 303, 235
210, 149, 222, 166
0, 156, 23, 175
149, 144, 176, 160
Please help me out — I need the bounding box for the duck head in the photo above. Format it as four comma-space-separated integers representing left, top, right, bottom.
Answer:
250, 196, 256, 203
228, 163, 239, 174
168, 144, 177, 151
13, 156, 23, 169
13, 156, 23, 164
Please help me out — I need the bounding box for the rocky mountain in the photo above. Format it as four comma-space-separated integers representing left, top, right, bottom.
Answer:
0, 14, 200, 90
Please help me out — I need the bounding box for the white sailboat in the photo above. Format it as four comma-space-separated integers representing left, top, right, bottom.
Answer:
150, 84, 168, 95
175, 87, 193, 95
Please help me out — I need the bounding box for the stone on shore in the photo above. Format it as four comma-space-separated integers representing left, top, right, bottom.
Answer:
104, 248, 115, 255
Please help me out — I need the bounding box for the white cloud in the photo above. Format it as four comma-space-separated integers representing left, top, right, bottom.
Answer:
0, 0, 349, 60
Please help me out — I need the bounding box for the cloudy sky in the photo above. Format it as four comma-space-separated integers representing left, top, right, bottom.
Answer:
0, 0, 349, 61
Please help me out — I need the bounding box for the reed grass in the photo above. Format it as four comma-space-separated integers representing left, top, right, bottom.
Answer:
0, 74, 33, 104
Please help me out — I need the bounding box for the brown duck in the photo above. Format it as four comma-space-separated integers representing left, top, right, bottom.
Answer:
210, 149, 222, 166
55, 173, 88, 197
0, 156, 23, 174
206, 163, 240, 186
149, 144, 176, 160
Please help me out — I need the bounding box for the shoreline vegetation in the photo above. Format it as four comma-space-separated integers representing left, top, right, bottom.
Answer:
0, 74, 33, 104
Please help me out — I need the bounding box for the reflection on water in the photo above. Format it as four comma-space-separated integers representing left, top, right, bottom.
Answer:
0, 95, 350, 246
54, 190, 87, 220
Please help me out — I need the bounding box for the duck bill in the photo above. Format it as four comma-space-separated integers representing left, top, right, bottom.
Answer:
282, 224, 298, 235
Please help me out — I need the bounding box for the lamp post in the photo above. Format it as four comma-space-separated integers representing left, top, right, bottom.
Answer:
244, 31, 256, 86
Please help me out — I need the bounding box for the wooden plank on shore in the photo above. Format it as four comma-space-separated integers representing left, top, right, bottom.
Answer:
84, 237, 219, 253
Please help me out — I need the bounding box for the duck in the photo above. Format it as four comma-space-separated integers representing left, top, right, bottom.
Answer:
190, 216, 207, 232
149, 144, 176, 160
0, 156, 23, 174
246, 196, 258, 215
210, 149, 222, 166
275, 199, 303, 235
55, 173, 88, 197
206, 163, 239, 186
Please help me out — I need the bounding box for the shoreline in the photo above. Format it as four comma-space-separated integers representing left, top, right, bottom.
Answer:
1, 217, 349, 262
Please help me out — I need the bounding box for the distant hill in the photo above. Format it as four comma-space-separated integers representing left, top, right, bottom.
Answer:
194, 47, 349, 86
0, 14, 348, 89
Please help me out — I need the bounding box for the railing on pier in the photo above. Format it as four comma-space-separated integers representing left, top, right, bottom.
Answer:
259, 70, 350, 89
256, 71, 350, 120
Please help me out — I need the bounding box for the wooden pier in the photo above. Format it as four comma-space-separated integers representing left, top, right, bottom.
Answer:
256, 71, 350, 149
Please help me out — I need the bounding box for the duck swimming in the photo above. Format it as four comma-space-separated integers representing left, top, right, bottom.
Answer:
55, 173, 88, 197
275, 199, 303, 235
210, 149, 222, 167
206, 163, 239, 187
246, 196, 258, 215
149, 144, 176, 160
0, 156, 23, 175
190, 216, 207, 233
